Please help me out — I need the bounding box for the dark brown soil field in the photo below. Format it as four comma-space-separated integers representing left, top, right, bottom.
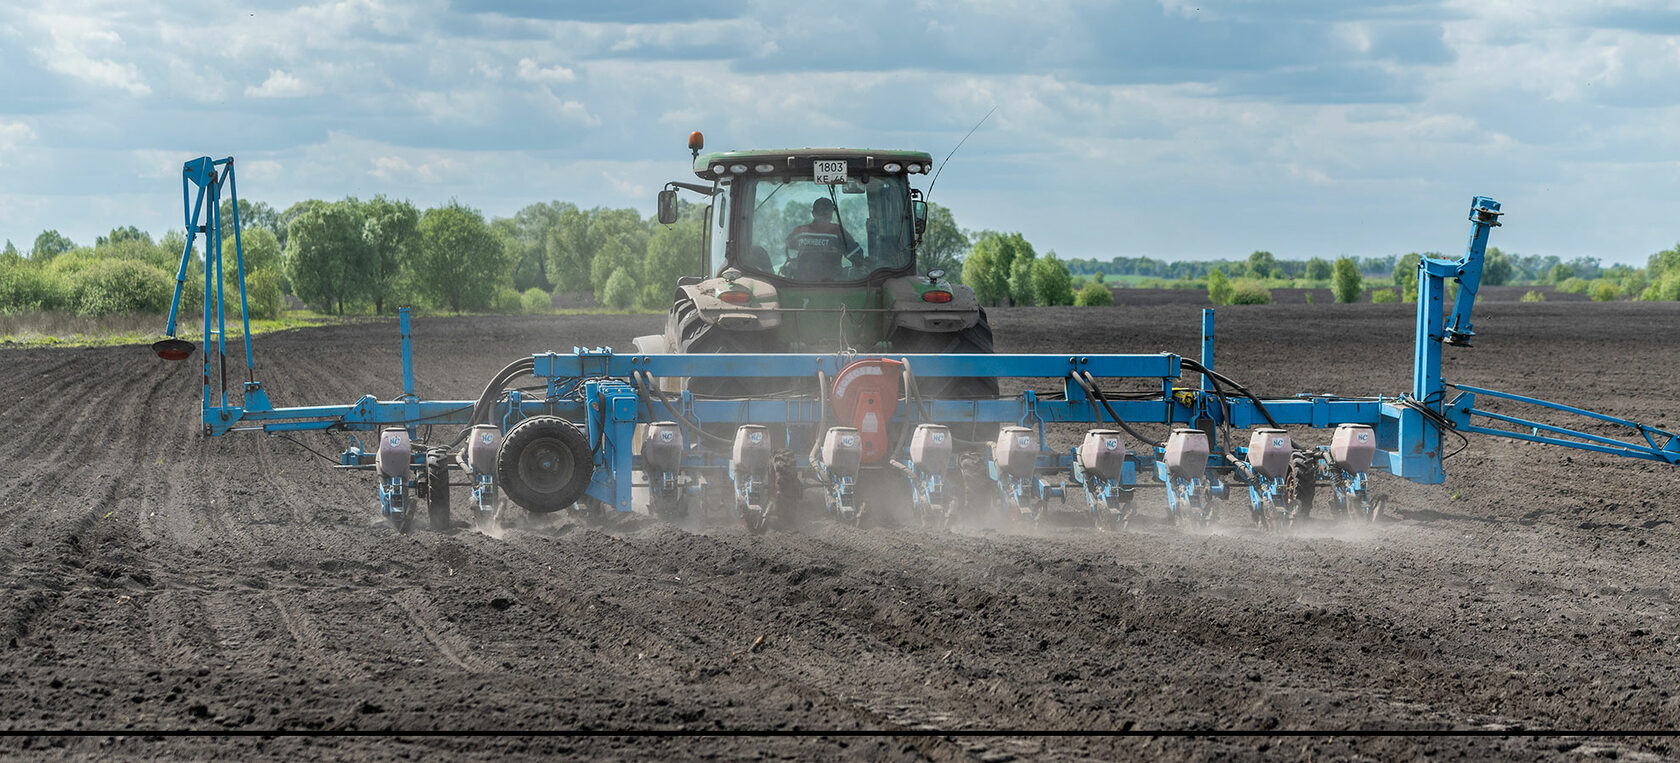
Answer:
4, 297, 1680, 760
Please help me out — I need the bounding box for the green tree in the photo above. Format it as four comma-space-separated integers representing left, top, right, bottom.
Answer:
589, 236, 641, 306
361, 196, 421, 314
1647, 245, 1680, 284
1074, 281, 1113, 306
219, 199, 284, 246
1482, 247, 1513, 286
1030, 253, 1074, 306
545, 203, 591, 294
918, 202, 967, 282
241, 268, 284, 319
1331, 257, 1362, 303
95, 225, 152, 248
501, 202, 565, 292
602, 269, 637, 310
285, 201, 370, 315
1008, 247, 1038, 305
1207, 268, 1233, 306
1305, 256, 1332, 281
962, 231, 1032, 306
225, 227, 282, 276
1590, 280, 1619, 302
1246, 250, 1277, 280
1393, 253, 1423, 302
1371, 288, 1399, 303
31, 230, 74, 260
643, 218, 702, 308
1547, 262, 1571, 284
279, 199, 326, 251
415, 201, 506, 313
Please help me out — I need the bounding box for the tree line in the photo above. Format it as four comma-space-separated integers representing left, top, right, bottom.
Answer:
1063, 250, 1613, 284
4, 193, 1679, 319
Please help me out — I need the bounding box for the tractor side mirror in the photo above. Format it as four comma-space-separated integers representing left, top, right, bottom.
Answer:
911, 200, 928, 236
657, 189, 679, 225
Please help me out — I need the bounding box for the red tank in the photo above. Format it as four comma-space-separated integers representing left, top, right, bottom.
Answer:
830, 359, 903, 464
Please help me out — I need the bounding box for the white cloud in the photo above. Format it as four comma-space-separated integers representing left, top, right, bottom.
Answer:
556, 100, 602, 127
30, 12, 150, 95
0, 122, 36, 168
517, 58, 577, 85
246, 69, 317, 98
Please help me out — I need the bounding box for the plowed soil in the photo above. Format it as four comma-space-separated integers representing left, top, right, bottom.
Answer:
4, 299, 1680, 761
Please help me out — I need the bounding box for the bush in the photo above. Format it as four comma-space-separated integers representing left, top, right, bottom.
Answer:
67, 259, 172, 316
1590, 280, 1619, 302
1229, 281, 1272, 305
1331, 257, 1362, 304
1370, 288, 1398, 304
490, 286, 523, 314
521, 287, 551, 314
1207, 269, 1233, 305
602, 269, 637, 310
1555, 277, 1589, 294
0, 264, 70, 313
1520, 290, 1545, 303
1074, 282, 1114, 306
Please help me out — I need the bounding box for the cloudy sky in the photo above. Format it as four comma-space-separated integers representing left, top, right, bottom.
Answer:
1, 0, 1677, 264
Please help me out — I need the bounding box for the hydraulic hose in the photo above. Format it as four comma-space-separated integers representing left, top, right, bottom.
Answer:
808, 370, 830, 465
633, 369, 733, 447
1075, 371, 1164, 449
1178, 358, 1281, 430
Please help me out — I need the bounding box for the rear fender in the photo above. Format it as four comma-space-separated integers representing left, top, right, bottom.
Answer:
677, 276, 782, 331
884, 275, 980, 333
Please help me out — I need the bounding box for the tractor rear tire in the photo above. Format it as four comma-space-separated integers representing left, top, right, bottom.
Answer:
667, 297, 792, 398
496, 416, 594, 513
890, 310, 1000, 398
892, 313, 1000, 445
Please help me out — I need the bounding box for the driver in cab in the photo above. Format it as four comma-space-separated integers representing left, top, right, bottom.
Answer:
783, 197, 861, 280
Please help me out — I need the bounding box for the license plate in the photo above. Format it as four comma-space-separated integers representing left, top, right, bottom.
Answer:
813, 160, 848, 184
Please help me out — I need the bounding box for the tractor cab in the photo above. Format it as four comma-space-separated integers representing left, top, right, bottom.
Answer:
659, 141, 933, 286
646, 133, 990, 386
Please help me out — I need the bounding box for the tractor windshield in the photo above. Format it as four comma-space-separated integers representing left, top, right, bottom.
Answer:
738, 175, 914, 283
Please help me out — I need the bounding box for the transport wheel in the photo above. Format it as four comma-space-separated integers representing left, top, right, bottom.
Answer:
496, 416, 594, 513
426, 454, 452, 532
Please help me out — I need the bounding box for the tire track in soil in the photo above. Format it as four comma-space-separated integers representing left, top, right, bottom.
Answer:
1, 357, 178, 650
0, 351, 89, 421
489, 525, 1023, 737
394, 588, 492, 673
265, 590, 365, 681
144, 589, 224, 671
488, 553, 977, 755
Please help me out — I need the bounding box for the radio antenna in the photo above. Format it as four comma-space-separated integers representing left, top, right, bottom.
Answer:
926, 104, 997, 200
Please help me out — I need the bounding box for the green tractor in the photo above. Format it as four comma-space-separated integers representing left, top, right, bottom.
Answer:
634, 132, 996, 401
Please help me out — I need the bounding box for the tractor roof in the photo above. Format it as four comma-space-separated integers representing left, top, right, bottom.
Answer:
694, 148, 934, 180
